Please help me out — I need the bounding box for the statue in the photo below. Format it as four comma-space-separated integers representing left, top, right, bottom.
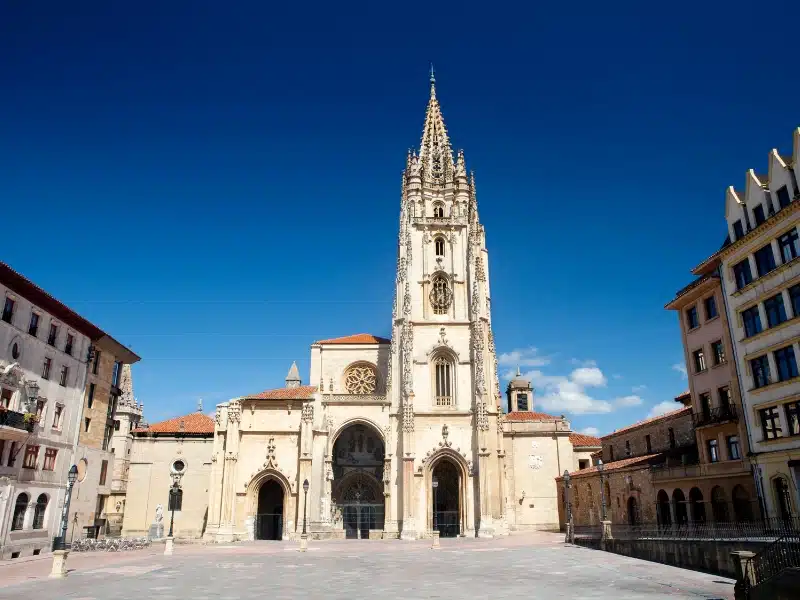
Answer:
155, 504, 164, 523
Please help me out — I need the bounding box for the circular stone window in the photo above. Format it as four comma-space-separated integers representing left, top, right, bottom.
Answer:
171, 459, 186, 475
11, 342, 19, 360
77, 458, 88, 482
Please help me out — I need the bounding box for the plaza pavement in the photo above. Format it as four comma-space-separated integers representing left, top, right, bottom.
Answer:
0, 532, 735, 599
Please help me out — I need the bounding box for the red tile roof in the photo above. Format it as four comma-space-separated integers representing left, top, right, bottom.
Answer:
135, 412, 215, 435
557, 453, 664, 480
504, 411, 562, 422
569, 433, 602, 447
603, 406, 691, 439
247, 385, 317, 400
314, 333, 390, 345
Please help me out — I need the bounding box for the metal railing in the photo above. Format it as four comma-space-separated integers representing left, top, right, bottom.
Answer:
573, 524, 602, 539
608, 517, 800, 541
0, 409, 30, 432
692, 403, 738, 428
746, 533, 800, 589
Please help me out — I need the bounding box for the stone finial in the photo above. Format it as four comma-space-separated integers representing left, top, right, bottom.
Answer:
285, 361, 301, 389
197, 398, 203, 413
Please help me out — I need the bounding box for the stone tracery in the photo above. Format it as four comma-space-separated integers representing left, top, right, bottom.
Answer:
344, 363, 378, 394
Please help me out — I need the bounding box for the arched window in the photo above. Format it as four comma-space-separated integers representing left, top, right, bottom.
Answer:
433, 204, 444, 218
434, 237, 445, 257
434, 355, 453, 406
32, 494, 48, 529
344, 363, 378, 394
12, 493, 28, 531
430, 275, 452, 315
711, 486, 729, 522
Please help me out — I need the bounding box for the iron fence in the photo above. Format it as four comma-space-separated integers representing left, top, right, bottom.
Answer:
254, 513, 283, 541
342, 503, 384, 539
434, 511, 460, 538
746, 533, 800, 589
573, 524, 602, 539
692, 403, 738, 428
607, 517, 800, 541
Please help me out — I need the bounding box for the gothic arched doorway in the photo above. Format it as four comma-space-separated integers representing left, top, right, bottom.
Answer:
431, 458, 461, 537
331, 423, 385, 539
256, 479, 284, 540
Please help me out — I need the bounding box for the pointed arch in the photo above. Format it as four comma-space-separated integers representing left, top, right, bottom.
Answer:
426, 449, 470, 536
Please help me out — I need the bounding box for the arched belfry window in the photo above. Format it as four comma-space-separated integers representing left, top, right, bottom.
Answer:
433, 203, 444, 218
434, 237, 445, 257
430, 275, 452, 315
434, 355, 454, 406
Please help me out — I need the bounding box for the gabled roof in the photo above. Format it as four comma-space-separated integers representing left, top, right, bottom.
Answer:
557, 453, 664, 480
246, 385, 317, 400
134, 412, 214, 435
504, 411, 562, 422
569, 433, 602, 448
603, 406, 691, 439
314, 333, 390, 345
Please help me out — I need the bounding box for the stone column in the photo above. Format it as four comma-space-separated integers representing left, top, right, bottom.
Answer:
400, 394, 418, 540
204, 407, 226, 538
217, 401, 241, 542
476, 400, 493, 538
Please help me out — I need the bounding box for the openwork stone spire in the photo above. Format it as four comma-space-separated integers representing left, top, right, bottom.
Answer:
419, 73, 454, 184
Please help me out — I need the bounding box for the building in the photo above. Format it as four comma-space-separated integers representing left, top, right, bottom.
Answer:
0, 262, 137, 558
121, 77, 600, 541
692, 128, 800, 520
664, 262, 757, 521
556, 398, 695, 529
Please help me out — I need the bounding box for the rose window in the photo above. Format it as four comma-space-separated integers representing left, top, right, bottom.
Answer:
344, 365, 377, 394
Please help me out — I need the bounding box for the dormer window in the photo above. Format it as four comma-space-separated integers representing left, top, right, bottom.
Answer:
434, 237, 445, 257
433, 203, 444, 218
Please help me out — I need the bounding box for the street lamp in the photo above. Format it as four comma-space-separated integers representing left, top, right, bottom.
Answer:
168, 471, 183, 538
432, 476, 439, 533
563, 469, 574, 544
24, 380, 40, 414
598, 459, 607, 522
302, 479, 309, 535
53, 464, 78, 551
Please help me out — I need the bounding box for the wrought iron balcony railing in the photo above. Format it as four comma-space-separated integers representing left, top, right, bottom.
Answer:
692, 403, 738, 428
0, 409, 32, 432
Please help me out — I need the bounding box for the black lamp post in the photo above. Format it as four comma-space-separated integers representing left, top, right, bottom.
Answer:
563, 469, 573, 543
598, 459, 607, 522
53, 464, 78, 550
432, 476, 439, 532
25, 380, 40, 413
302, 479, 309, 536
168, 471, 183, 538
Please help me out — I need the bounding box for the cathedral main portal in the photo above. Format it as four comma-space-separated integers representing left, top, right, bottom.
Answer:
332, 423, 385, 539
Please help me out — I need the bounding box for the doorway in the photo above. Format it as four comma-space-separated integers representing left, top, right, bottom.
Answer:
256, 480, 284, 540
431, 459, 461, 537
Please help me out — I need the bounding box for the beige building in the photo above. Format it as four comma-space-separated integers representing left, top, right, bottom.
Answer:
122, 78, 600, 541
692, 127, 800, 520
664, 261, 757, 521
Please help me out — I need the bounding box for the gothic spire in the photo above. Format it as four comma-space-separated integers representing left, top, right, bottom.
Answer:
419, 69, 453, 183
285, 361, 301, 388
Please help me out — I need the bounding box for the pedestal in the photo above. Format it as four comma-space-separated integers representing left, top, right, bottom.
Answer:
148, 523, 164, 540
564, 521, 574, 544
50, 550, 69, 578
400, 519, 418, 541
299, 533, 308, 552
245, 516, 255, 541
164, 536, 174, 555
431, 530, 440, 549
601, 520, 613, 541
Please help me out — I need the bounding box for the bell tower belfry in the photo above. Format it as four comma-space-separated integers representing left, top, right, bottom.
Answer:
388, 70, 505, 539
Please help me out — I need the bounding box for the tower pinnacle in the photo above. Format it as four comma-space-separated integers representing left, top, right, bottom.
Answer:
418, 68, 453, 183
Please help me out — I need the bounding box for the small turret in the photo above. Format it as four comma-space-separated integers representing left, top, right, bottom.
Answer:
285, 361, 301, 388
506, 367, 534, 412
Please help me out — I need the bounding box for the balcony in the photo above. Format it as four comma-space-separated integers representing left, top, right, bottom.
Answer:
693, 403, 738, 428
651, 458, 751, 481
0, 409, 34, 439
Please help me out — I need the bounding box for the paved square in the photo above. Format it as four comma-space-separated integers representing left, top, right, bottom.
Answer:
0, 533, 735, 599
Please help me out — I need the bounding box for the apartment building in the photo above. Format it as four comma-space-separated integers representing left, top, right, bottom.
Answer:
665, 262, 757, 521
692, 128, 800, 520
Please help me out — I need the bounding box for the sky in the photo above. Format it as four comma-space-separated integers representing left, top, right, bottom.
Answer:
2, 1, 799, 437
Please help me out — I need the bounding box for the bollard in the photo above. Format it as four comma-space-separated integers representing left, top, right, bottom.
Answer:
164, 536, 174, 556
299, 533, 308, 552
50, 550, 69, 578
431, 530, 440, 549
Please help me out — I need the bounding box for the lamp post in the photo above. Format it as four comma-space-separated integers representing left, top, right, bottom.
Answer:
24, 380, 40, 414
50, 464, 78, 578
598, 459, 607, 522
164, 470, 183, 555
563, 469, 573, 544
300, 479, 309, 552
432, 476, 439, 533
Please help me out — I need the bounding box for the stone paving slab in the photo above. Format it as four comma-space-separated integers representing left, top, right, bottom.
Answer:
0, 533, 735, 599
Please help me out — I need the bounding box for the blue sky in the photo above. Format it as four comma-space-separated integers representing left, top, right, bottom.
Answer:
2, 1, 799, 436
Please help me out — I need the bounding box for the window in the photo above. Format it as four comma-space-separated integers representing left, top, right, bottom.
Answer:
778, 229, 800, 263
760, 406, 782, 440
578, 459, 589, 470
727, 435, 741, 460
35, 399, 45, 420
11, 493, 28, 531
112, 361, 122, 387
47, 323, 58, 346
774, 345, 798, 382
87, 383, 95, 408
708, 439, 719, 463
114, 419, 121, 431
516, 393, 528, 411
754, 243, 777, 277
711, 341, 726, 365
668, 428, 676, 449
609, 446, 615, 461
693, 349, 707, 373
751, 355, 771, 388
625, 440, 631, 456
43, 448, 57, 471
99, 460, 108, 486
434, 237, 445, 257
645, 434, 652, 453
704, 295, 718, 320
28, 313, 39, 336
92, 350, 101, 375
742, 306, 762, 337
733, 259, 753, 289
433, 204, 444, 218
84, 417, 91, 433
32, 494, 47, 530
52, 405, 63, 429
733, 219, 745, 240
786, 402, 800, 436
434, 355, 453, 406
102, 425, 113, 450
686, 306, 699, 329
2, 297, 15, 323
765, 293, 788, 328
699, 392, 712, 417
42, 357, 51, 380
7, 442, 18, 467
23, 444, 39, 469
790, 285, 800, 318
753, 204, 766, 226
1, 388, 11, 409
168, 487, 183, 512
429, 275, 452, 315
776, 185, 791, 209
65, 334, 74, 356
59, 365, 68, 387
719, 386, 731, 408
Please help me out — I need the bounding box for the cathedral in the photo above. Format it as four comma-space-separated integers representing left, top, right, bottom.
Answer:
125, 75, 599, 541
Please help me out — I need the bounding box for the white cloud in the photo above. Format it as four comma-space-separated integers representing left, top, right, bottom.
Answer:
570, 358, 597, 367
612, 374, 623, 380
672, 363, 688, 379
632, 385, 647, 393
571, 367, 607, 387
580, 426, 600, 436
498, 347, 551, 368
615, 395, 644, 407
537, 378, 614, 415
648, 401, 678, 418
